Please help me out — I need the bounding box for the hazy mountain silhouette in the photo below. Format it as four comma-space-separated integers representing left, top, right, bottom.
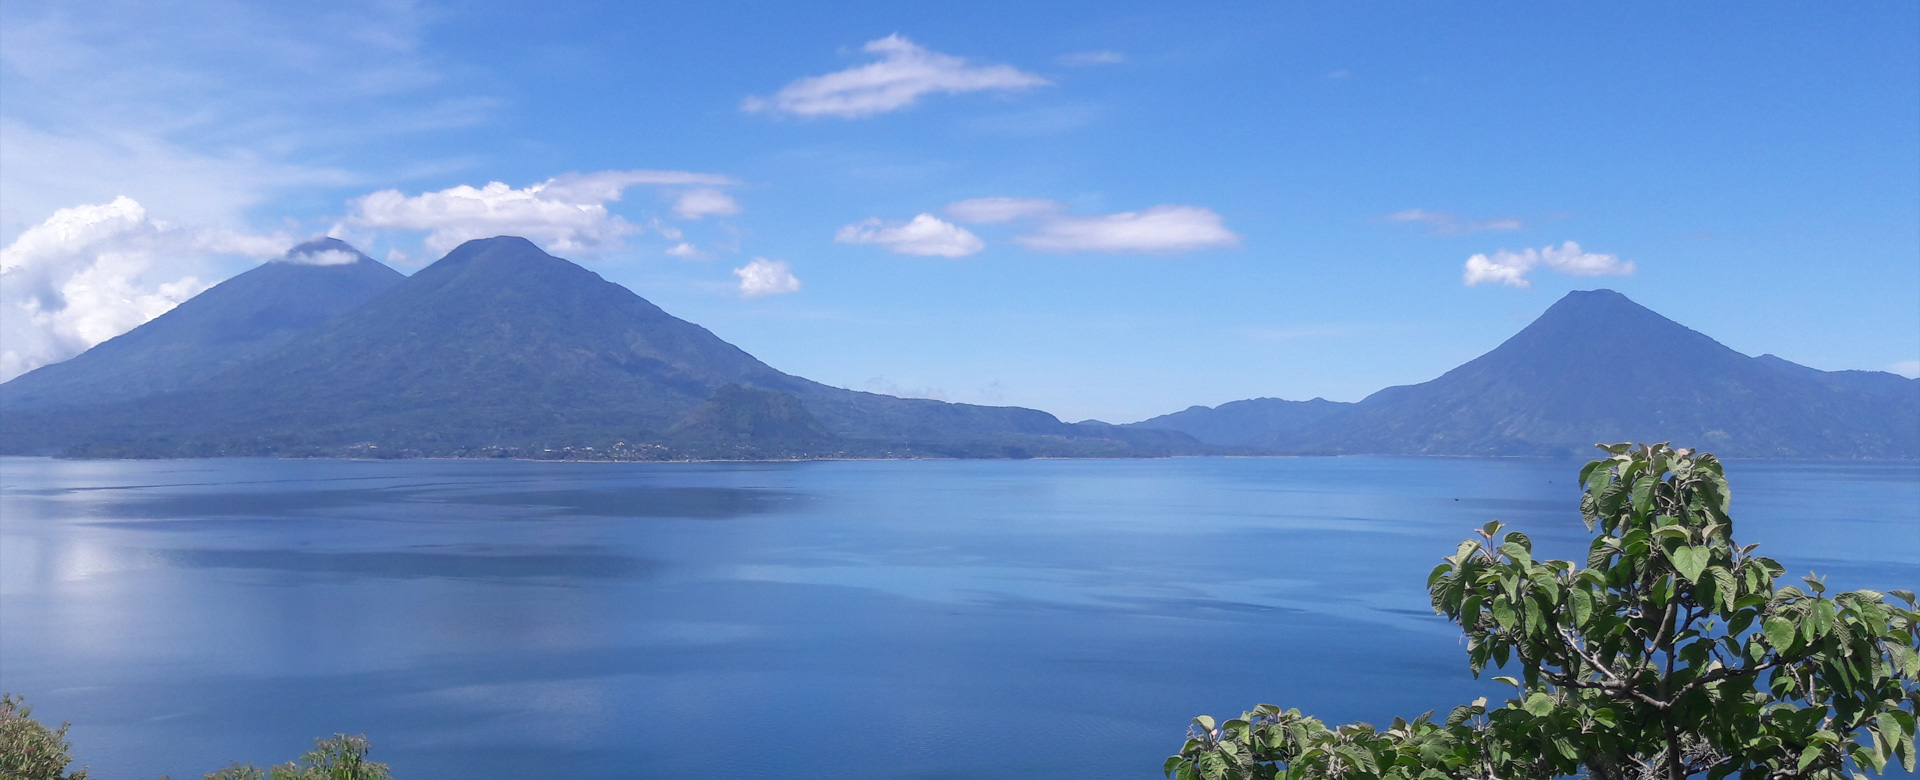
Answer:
1134, 290, 1918, 458
0, 238, 402, 410
1132, 397, 1352, 448
2, 237, 1197, 458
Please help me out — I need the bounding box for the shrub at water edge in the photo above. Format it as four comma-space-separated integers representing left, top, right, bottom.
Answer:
1167, 443, 1920, 780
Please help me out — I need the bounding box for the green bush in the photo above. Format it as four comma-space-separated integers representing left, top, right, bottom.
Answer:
206, 734, 389, 780
0, 693, 87, 780
1167, 443, 1920, 780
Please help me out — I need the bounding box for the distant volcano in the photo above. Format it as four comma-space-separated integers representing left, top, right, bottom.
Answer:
1132, 289, 1918, 458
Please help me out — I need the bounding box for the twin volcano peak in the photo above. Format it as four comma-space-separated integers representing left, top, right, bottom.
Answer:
2, 235, 1184, 459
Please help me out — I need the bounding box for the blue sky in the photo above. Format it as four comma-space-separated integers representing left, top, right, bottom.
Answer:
2, 1, 1915, 422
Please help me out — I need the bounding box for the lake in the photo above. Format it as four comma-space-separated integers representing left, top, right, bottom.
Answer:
2, 456, 1915, 779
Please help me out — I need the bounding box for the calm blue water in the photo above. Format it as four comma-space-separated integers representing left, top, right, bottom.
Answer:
1, 456, 1914, 779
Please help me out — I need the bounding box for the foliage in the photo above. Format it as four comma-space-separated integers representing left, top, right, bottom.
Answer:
204, 735, 389, 780
0, 693, 88, 780
1167, 443, 1920, 780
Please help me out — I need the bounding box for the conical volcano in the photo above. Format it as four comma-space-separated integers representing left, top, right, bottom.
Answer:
1278, 289, 1918, 457
0, 237, 403, 411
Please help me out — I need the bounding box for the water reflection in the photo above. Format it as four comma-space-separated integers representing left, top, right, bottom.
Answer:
0, 456, 1912, 780
161, 547, 656, 580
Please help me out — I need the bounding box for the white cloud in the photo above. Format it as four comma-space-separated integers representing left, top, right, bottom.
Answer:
1057, 51, 1125, 67
1463, 241, 1635, 288
671, 189, 741, 220
743, 34, 1048, 119
1014, 205, 1240, 253
733, 258, 801, 298
0, 196, 289, 380
835, 214, 985, 257
1887, 360, 1919, 379
945, 197, 1063, 224
665, 242, 701, 258
348, 169, 737, 256
1383, 208, 1524, 236
282, 248, 360, 266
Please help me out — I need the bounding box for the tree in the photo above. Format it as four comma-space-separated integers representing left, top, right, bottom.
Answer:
204, 735, 389, 780
1166, 443, 1920, 780
0, 694, 88, 780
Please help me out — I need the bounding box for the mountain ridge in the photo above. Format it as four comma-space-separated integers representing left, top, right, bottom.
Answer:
1, 237, 1202, 459
3, 241, 1910, 460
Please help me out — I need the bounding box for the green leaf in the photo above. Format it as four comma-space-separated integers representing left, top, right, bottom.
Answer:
1670, 544, 1709, 584
1765, 616, 1796, 650
1500, 541, 1531, 570
1523, 692, 1554, 717
1492, 599, 1517, 631
1800, 745, 1823, 771
1805, 599, 1837, 641
1569, 588, 1593, 627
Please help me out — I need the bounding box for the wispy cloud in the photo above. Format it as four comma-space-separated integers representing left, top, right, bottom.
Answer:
835, 214, 984, 257
347, 170, 739, 256
1057, 51, 1125, 67
1382, 208, 1524, 236
1888, 360, 1920, 379
742, 34, 1047, 119
945, 197, 1065, 224
0, 196, 290, 380
734, 257, 801, 298
939, 197, 1241, 254
1014, 205, 1240, 254
1463, 241, 1635, 288
671, 189, 742, 220
0, 0, 480, 239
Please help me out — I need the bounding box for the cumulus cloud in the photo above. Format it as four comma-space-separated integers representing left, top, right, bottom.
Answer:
1013, 205, 1240, 253
671, 189, 741, 220
348, 169, 738, 256
733, 257, 801, 298
945, 197, 1063, 224
835, 214, 985, 257
0, 196, 289, 380
665, 242, 700, 258
1057, 51, 1125, 67
1463, 241, 1635, 288
1383, 208, 1524, 236
743, 34, 1048, 119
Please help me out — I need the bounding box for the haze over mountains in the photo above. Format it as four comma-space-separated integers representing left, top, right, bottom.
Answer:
1, 237, 1913, 460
